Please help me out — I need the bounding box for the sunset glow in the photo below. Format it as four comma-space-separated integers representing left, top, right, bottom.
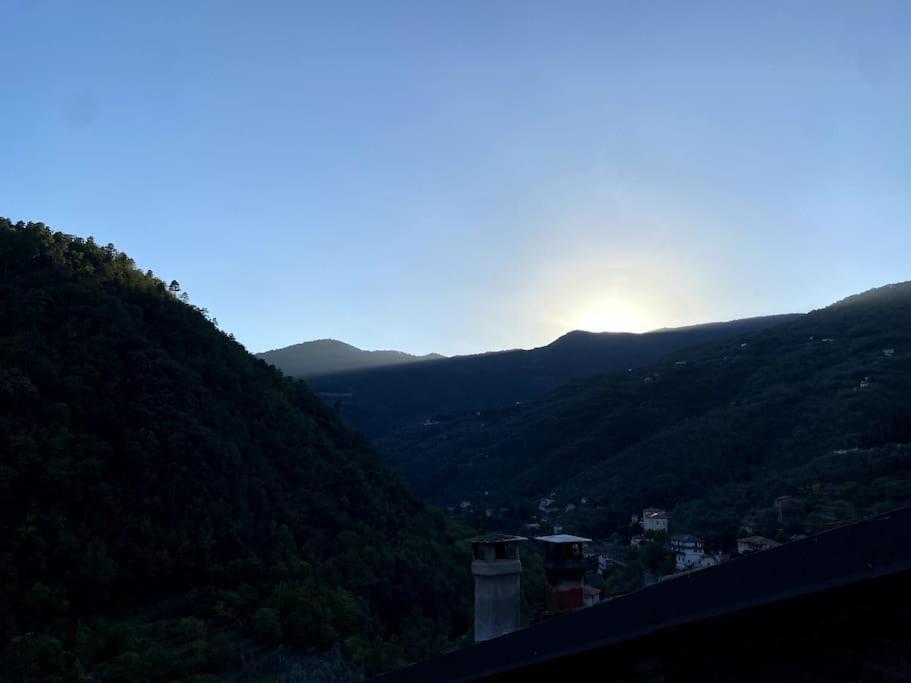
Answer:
569, 297, 656, 334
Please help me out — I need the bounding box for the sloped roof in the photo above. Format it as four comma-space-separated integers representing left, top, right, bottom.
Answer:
466, 533, 527, 544
643, 507, 667, 515
738, 535, 780, 546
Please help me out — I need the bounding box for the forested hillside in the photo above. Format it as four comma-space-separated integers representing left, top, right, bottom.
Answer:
380, 283, 911, 545
307, 315, 799, 436
0, 220, 469, 681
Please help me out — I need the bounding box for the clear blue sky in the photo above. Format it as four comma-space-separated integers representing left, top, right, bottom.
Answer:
3, 1, 910, 356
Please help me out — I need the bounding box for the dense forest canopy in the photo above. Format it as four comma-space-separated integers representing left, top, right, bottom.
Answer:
381, 281, 911, 548
0, 219, 470, 681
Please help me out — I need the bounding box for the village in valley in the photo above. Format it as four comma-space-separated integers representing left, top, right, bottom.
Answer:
437, 340, 906, 611
448, 489, 817, 610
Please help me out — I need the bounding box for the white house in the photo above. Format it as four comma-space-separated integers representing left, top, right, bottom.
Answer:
669, 534, 706, 571
642, 507, 670, 533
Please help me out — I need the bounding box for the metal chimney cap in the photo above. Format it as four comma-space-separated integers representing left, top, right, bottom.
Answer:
534, 534, 592, 544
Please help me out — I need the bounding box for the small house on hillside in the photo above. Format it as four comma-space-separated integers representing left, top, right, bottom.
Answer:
642, 507, 670, 532
583, 585, 602, 608
669, 534, 706, 570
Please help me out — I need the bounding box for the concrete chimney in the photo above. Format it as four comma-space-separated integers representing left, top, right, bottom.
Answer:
468, 534, 526, 642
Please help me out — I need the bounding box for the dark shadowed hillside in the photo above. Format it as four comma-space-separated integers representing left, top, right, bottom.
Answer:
380, 282, 911, 546
0, 220, 469, 681
257, 339, 444, 378
307, 315, 800, 436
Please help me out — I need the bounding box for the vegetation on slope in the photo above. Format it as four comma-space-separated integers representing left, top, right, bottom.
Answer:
307, 316, 800, 437
381, 283, 911, 546
0, 220, 470, 681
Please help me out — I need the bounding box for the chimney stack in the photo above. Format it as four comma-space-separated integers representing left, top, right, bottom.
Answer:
535, 534, 592, 616
468, 534, 526, 642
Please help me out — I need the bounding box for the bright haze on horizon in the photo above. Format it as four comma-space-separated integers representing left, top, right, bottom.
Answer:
2, 1, 910, 356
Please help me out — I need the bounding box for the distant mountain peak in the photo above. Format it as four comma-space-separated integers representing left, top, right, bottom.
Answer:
257, 338, 444, 378
306, 314, 803, 437
548, 329, 633, 344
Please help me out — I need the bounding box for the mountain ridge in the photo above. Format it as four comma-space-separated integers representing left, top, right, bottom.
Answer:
305, 314, 802, 436
378, 280, 911, 549
257, 338, 444, 378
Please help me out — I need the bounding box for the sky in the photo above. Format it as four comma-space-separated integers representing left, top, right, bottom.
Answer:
2, 1, 911, 356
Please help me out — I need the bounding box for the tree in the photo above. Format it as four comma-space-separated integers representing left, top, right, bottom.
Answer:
168, 280, 181, 295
